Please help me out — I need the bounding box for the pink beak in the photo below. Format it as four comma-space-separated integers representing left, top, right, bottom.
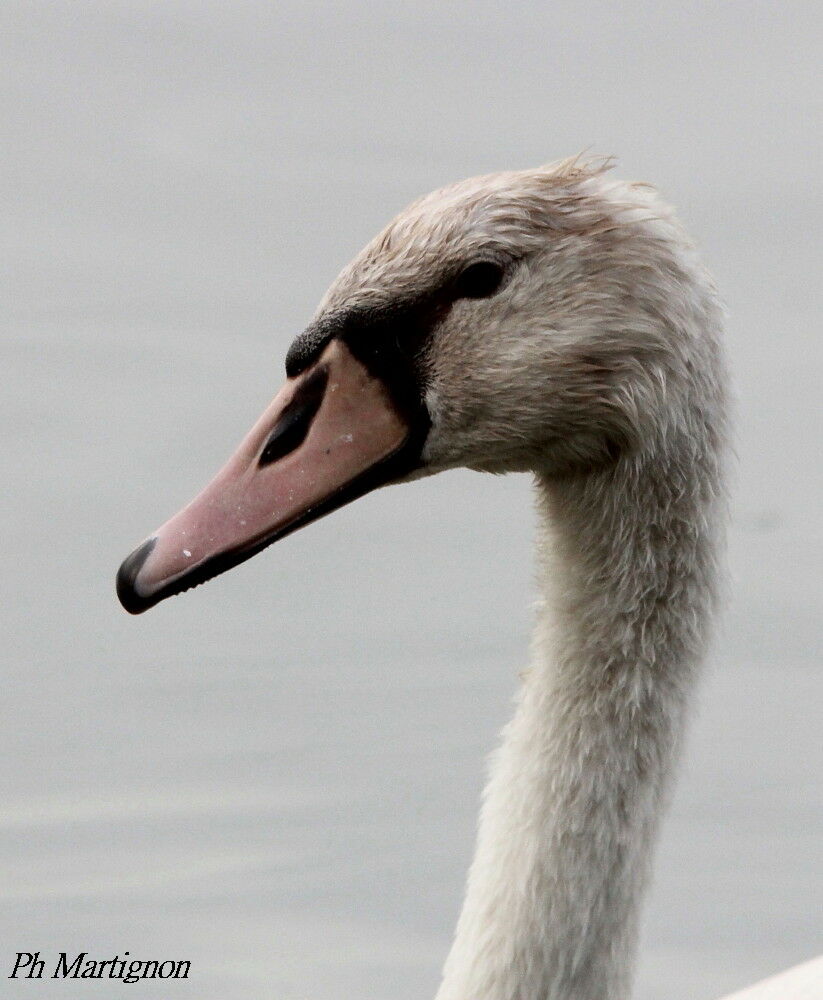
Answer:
117, 340, 414, 614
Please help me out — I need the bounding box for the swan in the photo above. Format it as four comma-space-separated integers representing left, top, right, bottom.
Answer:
117, 157, 819, 999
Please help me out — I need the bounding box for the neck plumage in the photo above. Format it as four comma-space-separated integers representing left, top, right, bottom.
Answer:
436, 433, 724, 1000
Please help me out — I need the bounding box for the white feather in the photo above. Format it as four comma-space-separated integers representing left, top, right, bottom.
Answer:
315, 158, 818, 999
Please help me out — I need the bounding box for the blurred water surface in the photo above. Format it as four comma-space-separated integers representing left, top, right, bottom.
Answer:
2, 3, 821, 998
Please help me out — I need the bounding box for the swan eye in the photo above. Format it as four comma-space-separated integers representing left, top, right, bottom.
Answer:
455, 261, 505, 300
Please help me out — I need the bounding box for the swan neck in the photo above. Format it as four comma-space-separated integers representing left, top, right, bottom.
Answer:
436, 446, 722, 1000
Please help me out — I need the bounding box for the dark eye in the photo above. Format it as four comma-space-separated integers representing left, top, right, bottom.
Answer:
454, 260, 506, 300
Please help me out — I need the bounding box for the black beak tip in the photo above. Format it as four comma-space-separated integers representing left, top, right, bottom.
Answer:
116, 537, 157, 615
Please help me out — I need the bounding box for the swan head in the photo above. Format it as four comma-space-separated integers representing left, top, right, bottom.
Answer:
117, 157, 721, 613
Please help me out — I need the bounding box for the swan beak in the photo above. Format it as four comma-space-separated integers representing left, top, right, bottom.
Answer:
116, 340, 414, 614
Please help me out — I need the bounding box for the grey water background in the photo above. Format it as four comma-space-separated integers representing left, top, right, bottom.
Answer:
2, 2, 821, 997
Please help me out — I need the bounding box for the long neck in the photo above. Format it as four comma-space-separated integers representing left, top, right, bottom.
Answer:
436, 438, 723, 1000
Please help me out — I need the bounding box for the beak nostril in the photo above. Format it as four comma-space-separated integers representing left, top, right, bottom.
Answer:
259, 366, 329, 467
